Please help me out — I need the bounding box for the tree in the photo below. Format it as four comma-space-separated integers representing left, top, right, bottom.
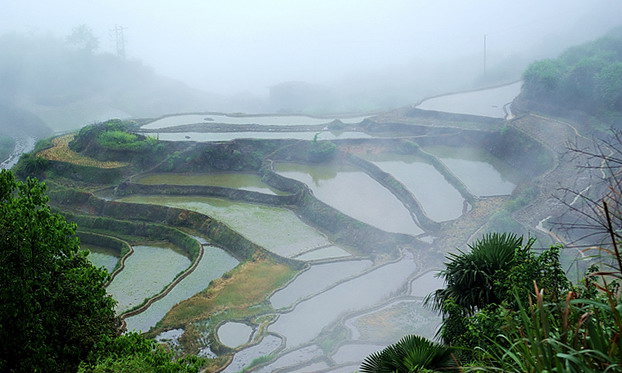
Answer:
66, 24, 99, 54
0, 170, 118, 372
359, 335, 458, 373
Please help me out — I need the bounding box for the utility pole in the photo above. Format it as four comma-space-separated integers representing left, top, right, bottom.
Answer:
483, 34, 487, 75
111, 25, 127, 58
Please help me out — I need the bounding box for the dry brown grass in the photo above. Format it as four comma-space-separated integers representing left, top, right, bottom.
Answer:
158, 257, 296, 328
38, 134, 128, 169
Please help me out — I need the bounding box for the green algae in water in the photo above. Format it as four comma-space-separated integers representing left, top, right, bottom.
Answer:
117, 195, 332, 258
84, 245, 119, 273
106, 245, 191, 313
361, 153, 465, 222
134, 172, 287, 195
124, 245, 238, 332
274, 162, 423, 235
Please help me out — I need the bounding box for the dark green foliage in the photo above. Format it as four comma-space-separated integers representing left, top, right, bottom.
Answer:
308, 140, 337, 163
522, 29, 622, 115
79, 332, 204, 373
0, 135, 15, 162
429, 233, 528, 315
428, 233, 569, 362
359, 335, 458, 373
13, 152, 50, 179
0, 170, 118, 372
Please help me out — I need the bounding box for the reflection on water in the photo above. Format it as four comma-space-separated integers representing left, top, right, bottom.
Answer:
270, 260, 373, 309
269, 252, 416, 348
143, 114, 370, 129
345, 299, 440, 343
117, 195, 332, 258
85, 245, 119, 273
274, 162, 423, 235
332, 343, 386, 365
222, 335, 282, 373
155, 131, 372, 142
124, 245, 238, 332
217, 322, 253, 347
416, 82, 521, 118
134, 172, 286, 195
362, 153, 465, 222
255, 345, 323, 373
423, 146, 516, 196
106, 245, 191, 313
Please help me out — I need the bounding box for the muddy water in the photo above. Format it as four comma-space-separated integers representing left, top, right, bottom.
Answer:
134, 172, 286, 195
84, 245, 119, 273
270, 260, 373, 310
423, 146, 516, 196
361, 153, 465, 221
143, 114, 370, 130
155, 131, 373, 142
117, 195, 332, 258
269, 252, 417, 348
124, 245, 238, 332
416, 81, 522, 118
218, 322, 254, 347
274, 162, 423, 235
106, 245, 191, 313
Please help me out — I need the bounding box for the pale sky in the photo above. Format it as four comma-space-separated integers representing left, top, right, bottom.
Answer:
2, 0, 621, 95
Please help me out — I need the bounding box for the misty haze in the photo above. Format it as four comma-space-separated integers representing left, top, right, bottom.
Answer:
2, 1, 622, 372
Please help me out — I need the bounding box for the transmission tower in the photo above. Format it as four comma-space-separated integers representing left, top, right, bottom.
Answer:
111, 25, 127, 58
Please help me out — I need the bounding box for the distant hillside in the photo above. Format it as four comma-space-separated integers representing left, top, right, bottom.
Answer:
0, 31, 230, 133
516, 27, 622, 124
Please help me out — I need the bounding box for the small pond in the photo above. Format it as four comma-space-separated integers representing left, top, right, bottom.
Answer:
270, 259, 373, 309
416, 81, 521, 118
84, 244, 119, 273
143, 114, 370, 130
360, 153, 465, 222
154, 131, 373, 142
218, 322, 253, 348
274, 162, 423, 235
269, 252, 417, 348
117, 195, 332, 258
133, 172, 286, 195
124, 245, 238, 332
423, 146, 516, 196
106, 244, 191, 313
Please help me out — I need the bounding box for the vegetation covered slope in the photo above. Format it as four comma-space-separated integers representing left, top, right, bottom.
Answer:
519, 27, 622, 123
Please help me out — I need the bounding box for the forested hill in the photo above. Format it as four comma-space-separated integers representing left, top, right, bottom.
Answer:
0, 30, 227, 133
516, 27, 622, 124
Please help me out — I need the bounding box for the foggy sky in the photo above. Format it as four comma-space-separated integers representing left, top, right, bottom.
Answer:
2, 0, 622, 97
